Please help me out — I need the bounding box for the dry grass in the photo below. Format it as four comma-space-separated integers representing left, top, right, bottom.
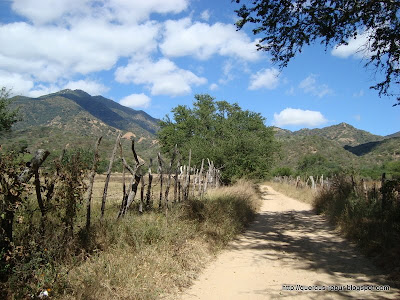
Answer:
11, 177, 260, 300
264, 181, 316, 204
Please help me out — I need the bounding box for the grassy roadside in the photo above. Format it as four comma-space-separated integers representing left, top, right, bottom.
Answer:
264, 181, 315, 204
264, 180, 400, 285
2, 179, 261, 299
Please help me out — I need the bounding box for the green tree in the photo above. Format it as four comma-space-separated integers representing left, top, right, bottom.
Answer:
234, 0, 400, 104
158, 94, 278, 183
297, 153, 342, 176
0, 87, 20, 132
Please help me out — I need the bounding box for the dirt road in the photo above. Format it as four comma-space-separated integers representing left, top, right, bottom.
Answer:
177, 185, 399, 299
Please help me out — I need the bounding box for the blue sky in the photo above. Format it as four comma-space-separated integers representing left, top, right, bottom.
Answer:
0, 0, 398, 136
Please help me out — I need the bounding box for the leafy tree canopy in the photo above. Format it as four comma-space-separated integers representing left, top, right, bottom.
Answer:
297, 153, 342, 176
234, 0, 400, 104
0, 87, 20, 133
158, 94, 278, 183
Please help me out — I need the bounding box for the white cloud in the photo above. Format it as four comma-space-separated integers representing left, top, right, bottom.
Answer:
331, 29, 374, 59
0, 20, 160, 83
273, 108, 328, 127
354, 114, 361, 121
160, 18, 261, 61
299, 74, 333, 98
200, 10, 210, 21
209, 83, 218, 91
249, 68, 280, 90
115, 57, 207, 97
63, 80, 109, 95
120, 93, 151, 108
11, 0, 188, 25
27, 84, 60, 98
0, 70, 34, 95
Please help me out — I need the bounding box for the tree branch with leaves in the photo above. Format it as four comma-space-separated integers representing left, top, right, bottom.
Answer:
234, 0, 400, 104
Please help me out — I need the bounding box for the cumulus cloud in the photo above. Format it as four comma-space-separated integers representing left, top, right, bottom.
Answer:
273, 108, 328, 127
63, 80, 109, 95
0, 20, 160, 83
331, 29, 374, 59
160, 18, 261, 61
249, 68, 280, 90
0, 70, 34, 95
27, 84, 60, 98
11, 0, 188, 25
120, 93, 151, 108
299, 74, 333, 98
115, 57, 207, 97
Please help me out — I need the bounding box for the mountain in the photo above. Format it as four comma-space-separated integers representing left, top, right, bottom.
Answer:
12, 89, 159, 135
1, 89, 160, 164
273, 123, 399, 177
386, 131, 400, 139
277, 135, 361, 169
275, 123, 383, 147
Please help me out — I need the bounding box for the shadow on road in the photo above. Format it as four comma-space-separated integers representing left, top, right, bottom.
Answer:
228, 187, 398, 299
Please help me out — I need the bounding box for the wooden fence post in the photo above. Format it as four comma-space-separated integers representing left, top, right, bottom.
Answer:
101, 133, 121, 219
164, 146, 177, 209
198, 159, 204, 197
145, 158, 153, 209
86, 137, 102, 230
158, 152, 164, 208
174, 157, 180, 203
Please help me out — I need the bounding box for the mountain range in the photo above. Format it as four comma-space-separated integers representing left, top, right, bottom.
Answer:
1, 89, 160, 163
1, 89, 398, 176
273, 123, 400, 175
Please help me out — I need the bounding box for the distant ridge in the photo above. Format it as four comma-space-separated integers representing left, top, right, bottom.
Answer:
273, 122, 400, 171
274, 122, 383, 147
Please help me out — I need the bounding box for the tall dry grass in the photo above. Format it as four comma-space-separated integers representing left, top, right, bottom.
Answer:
2, 177, 260, 300
264, 181, 315, 204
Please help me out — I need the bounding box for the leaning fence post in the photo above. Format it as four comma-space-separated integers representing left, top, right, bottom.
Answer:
101, 133, 121, 219
86, 137, 102, 230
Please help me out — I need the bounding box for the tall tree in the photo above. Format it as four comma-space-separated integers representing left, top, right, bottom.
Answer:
234, 0, 400, 104
158, 94, 278, 183
0, 87, 20, 132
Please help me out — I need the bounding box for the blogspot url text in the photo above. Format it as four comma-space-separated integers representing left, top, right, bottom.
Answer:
282, 284, 390, 292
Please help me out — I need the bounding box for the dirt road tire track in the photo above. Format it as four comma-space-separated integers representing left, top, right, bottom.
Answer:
177, 185, 399, 299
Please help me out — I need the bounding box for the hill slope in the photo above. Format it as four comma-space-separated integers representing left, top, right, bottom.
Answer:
1, 89, 160, 164
275, 123, 383, 147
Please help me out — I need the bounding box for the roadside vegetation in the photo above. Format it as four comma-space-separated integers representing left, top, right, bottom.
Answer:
1, 93, 265, 299
268, 175, 400, 283
0, 150, 260, 299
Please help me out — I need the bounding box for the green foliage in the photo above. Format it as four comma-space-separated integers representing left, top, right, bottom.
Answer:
158, 94, 278, 183
297, 153, 342, 177
235, 0, 400, 103
271, 167, 293, 177
0, 87, 20, 133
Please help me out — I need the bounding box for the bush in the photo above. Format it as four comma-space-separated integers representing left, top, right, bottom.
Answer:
313, 176, 400, 253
